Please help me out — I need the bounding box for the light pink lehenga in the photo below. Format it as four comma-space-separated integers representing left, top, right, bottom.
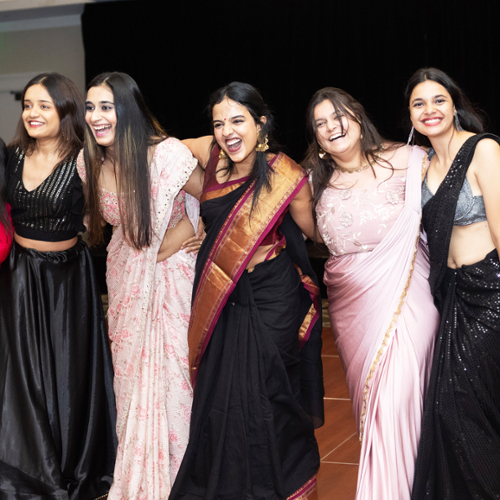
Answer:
316, 145, 439, 500
77, 138, 199, 499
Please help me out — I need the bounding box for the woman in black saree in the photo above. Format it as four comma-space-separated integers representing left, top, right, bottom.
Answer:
172, 82, 324, 500
405, 68, 500, 499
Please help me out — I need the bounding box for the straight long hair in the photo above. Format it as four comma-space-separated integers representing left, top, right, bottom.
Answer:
404, 68, 485, 147
84, 72, 167, 249
208, 82, 279, 210
302, 87, 399, 238
9, 72, 84, 159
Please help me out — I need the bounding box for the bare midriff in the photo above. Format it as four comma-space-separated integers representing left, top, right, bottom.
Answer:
246, 243, 275, 270
14, 233, 78, 252
448, 221, 495, 268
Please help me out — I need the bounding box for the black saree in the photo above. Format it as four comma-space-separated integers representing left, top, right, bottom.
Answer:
170, 155, 323, 500
412, 134, 500, 500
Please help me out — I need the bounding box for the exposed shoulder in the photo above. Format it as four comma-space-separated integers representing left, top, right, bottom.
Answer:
154, 137, 195, 160
470, 137, 500, 182
474, 137, 500, 160
181, 136, 213, 167
76, 148, 86, 182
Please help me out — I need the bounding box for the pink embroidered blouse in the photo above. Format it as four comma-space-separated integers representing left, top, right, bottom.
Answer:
316, 173, 407, 256
76, 146, 186, 228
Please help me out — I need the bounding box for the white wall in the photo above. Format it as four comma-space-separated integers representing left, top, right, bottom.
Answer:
0, 24, 85, 143
0, 0, 92, 143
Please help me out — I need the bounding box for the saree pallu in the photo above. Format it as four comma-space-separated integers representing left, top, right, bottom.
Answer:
170, 153, 323, 500
105, 139, 199, 500
0, 238, 117, 500
413, 134, 500, 500
324, 146, 439, 500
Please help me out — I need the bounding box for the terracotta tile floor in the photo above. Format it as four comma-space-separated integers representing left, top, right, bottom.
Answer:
317, 307, 360, 499
101, 296, 359, 497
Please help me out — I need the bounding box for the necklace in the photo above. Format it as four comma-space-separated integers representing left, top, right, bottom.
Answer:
335, 162, 371, 174
335, 154, 379, 174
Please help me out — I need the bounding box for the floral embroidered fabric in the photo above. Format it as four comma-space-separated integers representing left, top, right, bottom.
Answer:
76, 139, 198, 498
76, 152, 186, 229
316, 174, 406, 256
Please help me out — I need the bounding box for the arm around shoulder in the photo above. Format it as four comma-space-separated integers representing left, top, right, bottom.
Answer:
181, 136, 213, 168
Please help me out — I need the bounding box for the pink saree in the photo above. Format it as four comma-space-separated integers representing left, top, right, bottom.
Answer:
78, 138, 199, 499
319, 146, 439, 500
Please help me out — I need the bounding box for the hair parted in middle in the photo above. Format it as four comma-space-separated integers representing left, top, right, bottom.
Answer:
84, 71, 167, 250
404, 67, 485, 148
10, 72, 84, 159
208, 81, 280, 210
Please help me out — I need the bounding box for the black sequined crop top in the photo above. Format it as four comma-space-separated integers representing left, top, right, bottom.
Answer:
6, 149, 85, 242
421, 149, 487, 226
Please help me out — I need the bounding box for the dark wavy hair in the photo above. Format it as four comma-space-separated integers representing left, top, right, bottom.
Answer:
302, 87, 399, 238
84, 72, 167, 249
10, 72, 84, 159
208, 82, 279, 209
0, 138, 11, 234
404, 68, 485, 147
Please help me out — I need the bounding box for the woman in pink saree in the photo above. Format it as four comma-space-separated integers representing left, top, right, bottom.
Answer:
80, 72, 204, 499
303, 88, 439, 500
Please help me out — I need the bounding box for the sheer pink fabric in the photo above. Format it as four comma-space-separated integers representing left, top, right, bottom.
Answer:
77, 138, 199, 499
317, 145, 439, 500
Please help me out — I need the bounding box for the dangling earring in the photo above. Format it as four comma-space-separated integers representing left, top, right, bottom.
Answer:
219, 148, 228, 160
255, 134, 269, 152
454, 112, 463, 132
407, 126, 415, 145
318, 148, 327, 159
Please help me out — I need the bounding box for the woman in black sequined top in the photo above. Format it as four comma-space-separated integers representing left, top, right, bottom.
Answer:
0, 73, 117, 499
405, 67, 500, 500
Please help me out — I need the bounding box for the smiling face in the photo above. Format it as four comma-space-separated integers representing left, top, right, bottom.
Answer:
85, 85, 117, 149
22, 84, 61, 141
409, 80, 455, 139
313, 99, 361, 159
212, 97, 264, 170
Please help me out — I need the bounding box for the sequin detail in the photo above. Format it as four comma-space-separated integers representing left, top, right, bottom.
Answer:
414, 133, 500, 499
76, 150, 186, 228
7, 149, 85, 241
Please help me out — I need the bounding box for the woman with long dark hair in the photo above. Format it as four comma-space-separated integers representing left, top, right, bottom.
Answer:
303, 87, 439, 500
0, 138, 13, 264
405, 67, 500, 499
0, 73, 117, 499
171, 81, 324, 500
82, 72, 204, 499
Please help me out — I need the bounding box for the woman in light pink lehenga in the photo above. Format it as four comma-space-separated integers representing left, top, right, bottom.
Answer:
303, 88, 439, 500
80, 72, 204, 500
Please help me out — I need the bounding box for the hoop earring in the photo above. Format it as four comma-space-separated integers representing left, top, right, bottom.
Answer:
454, 112, 463, 132
318, 148, 327, 159
407, 126, 415, 145
255, 134, 269, 152
219, 148, 228, 160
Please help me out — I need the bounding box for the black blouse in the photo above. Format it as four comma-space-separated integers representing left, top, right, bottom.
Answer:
7, 149, 85, 242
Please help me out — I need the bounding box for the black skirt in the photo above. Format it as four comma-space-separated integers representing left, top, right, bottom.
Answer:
0, 238, 117, 500
412, 250, 500, 500
170, 250, 320, 500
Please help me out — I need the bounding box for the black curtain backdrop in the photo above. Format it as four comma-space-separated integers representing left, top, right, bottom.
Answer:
82, 0, 500, 164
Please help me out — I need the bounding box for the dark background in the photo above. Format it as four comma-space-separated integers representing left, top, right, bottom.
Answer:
82, 0, 500, 163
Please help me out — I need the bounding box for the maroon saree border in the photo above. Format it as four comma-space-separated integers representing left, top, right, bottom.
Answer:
188, 153, 308, 384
